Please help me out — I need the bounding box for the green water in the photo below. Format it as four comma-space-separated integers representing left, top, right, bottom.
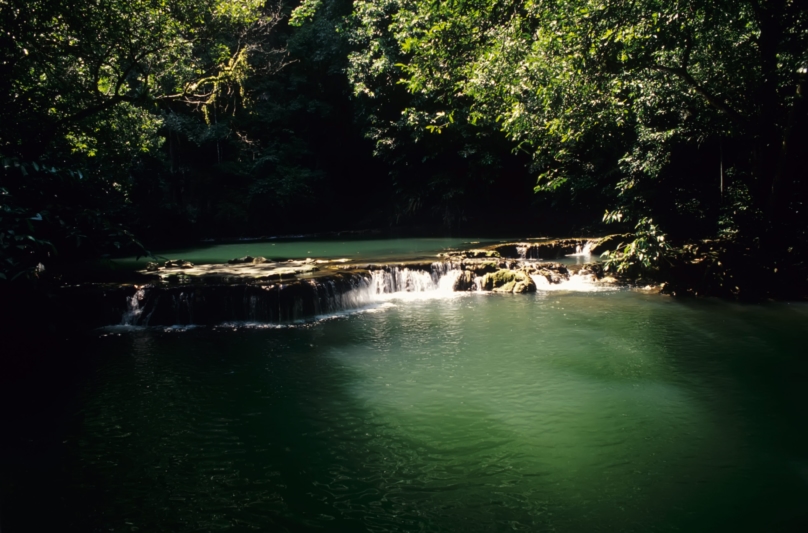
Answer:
12, 290, 807, 532
119, 237, 514, 268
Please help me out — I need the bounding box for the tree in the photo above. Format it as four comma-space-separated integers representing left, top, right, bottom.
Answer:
340, 0, 808, 253
0, 0, 282, 280
292, 0, 544, 230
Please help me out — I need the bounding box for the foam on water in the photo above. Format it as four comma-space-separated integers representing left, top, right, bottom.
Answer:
532, 272, 622, 292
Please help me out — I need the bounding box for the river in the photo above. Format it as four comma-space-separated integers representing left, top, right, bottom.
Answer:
2, 238, 807, 532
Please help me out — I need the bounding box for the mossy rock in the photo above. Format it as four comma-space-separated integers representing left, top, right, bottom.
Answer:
492, 280, 516, 293
481, 269, 536, 293
481, 269, 516, 290
467, 261, 499, 275
512, 279, 535, 293
590, 234, 632, 255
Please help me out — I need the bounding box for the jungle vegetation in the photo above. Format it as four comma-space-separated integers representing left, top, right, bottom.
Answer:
1, 0, 806, 298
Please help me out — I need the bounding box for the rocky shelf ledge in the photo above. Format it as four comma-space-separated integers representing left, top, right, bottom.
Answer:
63, 236, 635, 328
133, 236, 623, 285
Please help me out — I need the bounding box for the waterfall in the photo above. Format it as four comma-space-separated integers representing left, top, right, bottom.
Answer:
369, 263, 462, 296
515, 244, 542, 260
516, 245, 528, 261
113, 258, 618, 328
115, 263, 472, 327
122, 287, 148, 325
567, 241, 594, 257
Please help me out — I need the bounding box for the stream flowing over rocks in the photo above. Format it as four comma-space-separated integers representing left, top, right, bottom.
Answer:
76, 237, 631, 328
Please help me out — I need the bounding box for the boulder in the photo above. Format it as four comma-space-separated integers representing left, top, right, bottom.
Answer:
481, 269, 515, 290
145, 262, 160, 272
512, 279, 535, 293
252, 256, 268, 264
492, 280, 517, 293
482, 269, 536, 293
590, 234, 631, 255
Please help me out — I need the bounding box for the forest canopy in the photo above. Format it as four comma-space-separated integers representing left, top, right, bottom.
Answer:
2, 0, 807, 294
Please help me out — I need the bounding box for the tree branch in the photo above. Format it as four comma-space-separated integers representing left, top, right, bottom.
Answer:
650, 64, 749, 127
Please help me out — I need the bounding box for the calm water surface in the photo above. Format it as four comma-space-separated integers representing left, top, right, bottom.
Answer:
24, 289, 806, 532
118, 237, 518, 268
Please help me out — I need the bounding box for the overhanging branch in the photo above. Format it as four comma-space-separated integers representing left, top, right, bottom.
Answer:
650, 64, 749, 127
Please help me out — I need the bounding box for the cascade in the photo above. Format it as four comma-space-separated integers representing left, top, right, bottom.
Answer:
111, 257, 616, 328
515, 244, 542, 260
122, 287, 148, 325
369, 263, 463, 296
114, 263, 470, 327
115, 273, 374, 327
567, 241, 594, 257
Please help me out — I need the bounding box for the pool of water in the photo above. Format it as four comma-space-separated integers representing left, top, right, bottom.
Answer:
118, 237, 523, 269
4, 288, 807, 532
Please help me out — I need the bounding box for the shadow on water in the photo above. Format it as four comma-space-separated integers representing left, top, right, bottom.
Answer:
2, 294, 808, 532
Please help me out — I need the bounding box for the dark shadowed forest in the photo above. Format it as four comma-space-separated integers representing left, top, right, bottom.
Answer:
1, 0, 807, 298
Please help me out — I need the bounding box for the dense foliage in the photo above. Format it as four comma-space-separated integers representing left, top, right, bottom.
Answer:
341, 0, 806, 231
1, 0, 806, 297
1, 0, 281, 279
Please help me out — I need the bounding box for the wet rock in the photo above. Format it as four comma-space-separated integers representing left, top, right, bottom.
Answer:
145, 262, 160, 272
488, 239, 588, 259
441, 249, 501, 259
590, 234, 631, 255
453, 271, 476, 291
493, 280, 517, 293
522, 262, 569, 284
252, 256, 268, 264
482, 269, 536, 293
512, 279, 535, 293
227, 256, 254, 264
481, 269, 515, 290
164, 259, 194, 269
466, 261, 499, 275
536, 269, 566, 284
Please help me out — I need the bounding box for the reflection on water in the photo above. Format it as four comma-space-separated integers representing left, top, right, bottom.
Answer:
17, 293, 808, 532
